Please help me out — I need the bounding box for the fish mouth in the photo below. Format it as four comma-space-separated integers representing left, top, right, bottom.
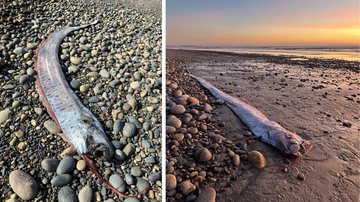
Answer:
91, 144, 113, 160
86, 135, 114, 160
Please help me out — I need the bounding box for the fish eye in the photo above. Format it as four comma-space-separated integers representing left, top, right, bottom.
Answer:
81, 119, 92, 126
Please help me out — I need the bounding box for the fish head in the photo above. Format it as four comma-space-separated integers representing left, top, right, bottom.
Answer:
270, 128, 303, 156
284, 131, 307, 156
76, 118, 114, 160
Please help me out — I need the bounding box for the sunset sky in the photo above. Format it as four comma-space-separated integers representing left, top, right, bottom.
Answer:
167, 0, 360, 46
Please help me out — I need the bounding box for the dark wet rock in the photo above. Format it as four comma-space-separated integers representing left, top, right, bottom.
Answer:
58, 186, 77, 202
136, 177, 150, 192
56, 157, 76, 174
195, 187, 216, 202
41, 158, 60, 172
167, 115, 182, 128
196, 148, 212, 162
166, 174, 177, 190
179, 180, 196, 195
51, 174, 72, 187
123, 123, 137, 137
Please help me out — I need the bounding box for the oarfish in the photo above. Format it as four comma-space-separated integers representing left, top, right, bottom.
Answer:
34, 21, 114, 159
190, 74, 310, 156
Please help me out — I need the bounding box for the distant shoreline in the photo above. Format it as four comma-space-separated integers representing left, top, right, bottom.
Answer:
167, 46, 360, 62
167, 48, 360, 72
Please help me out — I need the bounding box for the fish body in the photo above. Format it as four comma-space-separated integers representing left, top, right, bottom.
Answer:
190, 74, 306, 156
35, 21, 114, 158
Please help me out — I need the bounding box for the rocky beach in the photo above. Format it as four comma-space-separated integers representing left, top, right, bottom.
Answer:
0, 0, 162, 201
166, 49, 359, 202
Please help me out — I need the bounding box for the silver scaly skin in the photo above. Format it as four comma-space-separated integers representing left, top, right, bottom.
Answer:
35, 21, 114, 159
190, 74, 308, 156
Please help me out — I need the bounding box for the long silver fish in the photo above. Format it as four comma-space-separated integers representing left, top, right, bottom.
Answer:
34, 21, 114, 159
190, 74, 309, 156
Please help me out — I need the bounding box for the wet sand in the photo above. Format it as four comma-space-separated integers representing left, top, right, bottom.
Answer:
167, 49, 359, 202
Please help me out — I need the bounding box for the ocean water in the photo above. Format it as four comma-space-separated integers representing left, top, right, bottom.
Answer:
172, 46, 360, 61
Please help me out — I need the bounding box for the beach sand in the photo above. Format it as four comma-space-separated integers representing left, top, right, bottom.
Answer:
166, 49, 359, 202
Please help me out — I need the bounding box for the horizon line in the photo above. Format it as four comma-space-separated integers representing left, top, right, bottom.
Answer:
167, 44, 360, 48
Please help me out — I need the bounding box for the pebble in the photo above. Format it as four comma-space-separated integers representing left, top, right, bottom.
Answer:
24, 52, 31, 59
9, 170, 38, 200
34, 107, 44, 115
79, 37, 87, 44
58, 186, 77, 202
109, 174, 126, 192
109, 79, 120, 87
248, 150, 266, 168
114, 149, 127, 161
145, 156, 156, 164
51, 174, 72, 187
131, 166, 142, 177
124, 198, 140, 202
78, 185, 93, 202
42, 178, 49, 185
76, 160, 86, 171
195, 187, 216, 202
125, 174, 135, 185
130, 81, 140, 89
134, 71, 142, 81
113, 120, 124, 135
17, 142, 27, 150
70, 56, 81, 65
179, 180, 196, 195
197, 148, 212, 162
187, 97, 200, 105
87, 72, 99, 77
70, 79, 80, 89
203, 103, 213, 112
123, 123, 137, 137
232, 154, 241, 166
68, 65, 79, 73
170, 104, 186, 114
166, 126, 176, 134
26, 43, 37, 49
143, 122, 151, 131
147, 97, 159, 104
147, 172, 160, 183
172, 133, 184, 142
136, 177, 150, 192
13, 47, 24, 55
79, 84, 90, 93
89, 96, 100, 103
3, 84, 14, 90
91, 50, 98, 56
297, 172, 305, 180
166, 174, 177, 190
44, 120, 61, 134
123, 143, 135, 156
56, 157, 76, 174
14, 130, 23, 138
5, 199, 18, 202
0, 108, 11, 124
19, 75, 29, 84
342, 121, 352, 127
99, 69, 110, 78
141, 139, 151, 148
167, 115, 182, 128
12, 100, 21, 108
41, 158, 60, 172
60, 146, 77, 158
